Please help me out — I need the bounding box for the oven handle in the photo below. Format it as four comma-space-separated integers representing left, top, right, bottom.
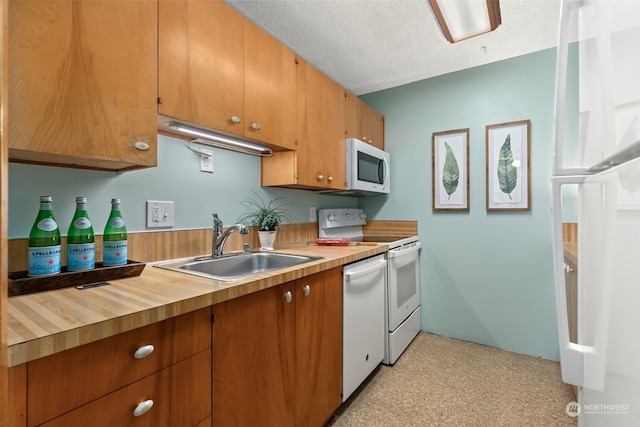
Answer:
344, 259, 386, 282
387, 242, 422, 258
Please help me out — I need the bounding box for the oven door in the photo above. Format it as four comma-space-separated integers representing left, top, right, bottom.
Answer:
387, 242, 422, 331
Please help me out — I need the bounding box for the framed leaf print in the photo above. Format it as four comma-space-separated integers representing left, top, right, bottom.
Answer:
432, 128, 469, 211
486, 120, 531, 211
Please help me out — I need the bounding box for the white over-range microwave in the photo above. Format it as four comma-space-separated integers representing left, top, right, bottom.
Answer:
346, 138, 390, 195
320, 138, 390, 196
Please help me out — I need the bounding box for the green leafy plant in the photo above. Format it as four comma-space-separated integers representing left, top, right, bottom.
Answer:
497, 134, 518, 199
442, 141, 460, 199
237, 192, 295, 231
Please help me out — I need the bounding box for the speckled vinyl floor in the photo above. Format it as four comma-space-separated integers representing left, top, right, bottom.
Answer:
328, 332, 578, 427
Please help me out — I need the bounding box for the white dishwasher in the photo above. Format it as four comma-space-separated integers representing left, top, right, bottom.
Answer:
342, 253, 387, 402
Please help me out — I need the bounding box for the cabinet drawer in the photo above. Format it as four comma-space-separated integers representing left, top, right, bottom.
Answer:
28, 308, 211, 426
40, 350, 211, 427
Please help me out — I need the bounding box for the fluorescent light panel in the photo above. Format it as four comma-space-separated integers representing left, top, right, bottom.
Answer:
167, 122, 273, 157
429, 0, 501, 43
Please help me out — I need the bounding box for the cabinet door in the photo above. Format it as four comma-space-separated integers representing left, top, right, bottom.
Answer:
295, 268, 343, 426
158, 0, 244, 135
244, 20, 297, 149
359, 101, 382, 148
212, 283, 296, 427
297, 58, 346, 189
345, 91, 384, 149
41, 350, 211, 427
8, 0, 157, 171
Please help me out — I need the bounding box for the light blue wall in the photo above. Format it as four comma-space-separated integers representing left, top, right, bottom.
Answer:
361, 46, 578, 361
9, 135, 357, 239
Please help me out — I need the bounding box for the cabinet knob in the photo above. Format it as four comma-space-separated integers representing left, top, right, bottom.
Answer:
362, 136, 368, 141
328, 176, 334, 182
283, 290, 292, 303
230, 116, 241, 124
133, 344, 155, 359
134, 141, 150, 151
133, 400, 154, 417
303, 284, 311, 296
317, 174, 324, 181
251, 122, 261, 130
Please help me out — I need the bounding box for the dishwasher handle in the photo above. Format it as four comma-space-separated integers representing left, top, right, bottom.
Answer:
344, 259, 386, 282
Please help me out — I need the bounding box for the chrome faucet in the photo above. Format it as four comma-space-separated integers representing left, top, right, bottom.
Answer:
212, 213, 249, 257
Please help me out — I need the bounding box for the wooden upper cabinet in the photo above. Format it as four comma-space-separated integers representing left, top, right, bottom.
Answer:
158, 1, 296, 150
8, 0, 157, 171
345, 91, 385, 149
158, 0, 244, 135
298, 59, 345, 189
262, 58, 345, 190
243, 20, 297, 150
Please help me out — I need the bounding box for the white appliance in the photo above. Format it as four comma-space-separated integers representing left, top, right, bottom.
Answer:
319, 139, 390, 196
342, 253, 387, 402
318, 208, 421, 370
346, 138, 390, 194
552, 0, 640, 424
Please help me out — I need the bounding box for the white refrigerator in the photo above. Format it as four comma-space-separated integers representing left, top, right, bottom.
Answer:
551, 0, 640, 425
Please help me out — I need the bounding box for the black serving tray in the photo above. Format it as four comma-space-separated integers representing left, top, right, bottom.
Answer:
8, 260, 146, 297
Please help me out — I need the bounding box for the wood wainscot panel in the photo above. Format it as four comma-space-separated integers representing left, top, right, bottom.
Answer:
562, 222, 577, 243
8, 223, 319, 273
363, 220, 418, 237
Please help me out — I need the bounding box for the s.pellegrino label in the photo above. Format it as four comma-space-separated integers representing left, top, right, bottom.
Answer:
103, 198, 128, 266
28, 196, 61, 276
67, 196, 95, 271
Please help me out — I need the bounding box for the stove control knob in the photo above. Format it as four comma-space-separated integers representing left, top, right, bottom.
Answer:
328, 214, 338, 222
359, 213, 367, 219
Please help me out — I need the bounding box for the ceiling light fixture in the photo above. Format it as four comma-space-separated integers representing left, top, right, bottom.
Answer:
429, 0, 502, 43
167, 122, 273, 157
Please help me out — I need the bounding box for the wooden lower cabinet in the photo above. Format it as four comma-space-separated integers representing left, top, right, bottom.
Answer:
8, 364, 27, 427
213, 268, 343, 426
41, 350, 211, 427
22, 307, 212, 426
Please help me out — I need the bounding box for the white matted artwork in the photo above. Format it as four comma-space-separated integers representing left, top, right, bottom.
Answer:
486, 120, 531, 211
432, 128, 469, 211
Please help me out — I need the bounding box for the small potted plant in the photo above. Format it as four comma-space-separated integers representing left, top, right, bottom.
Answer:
237, 192, 294, 250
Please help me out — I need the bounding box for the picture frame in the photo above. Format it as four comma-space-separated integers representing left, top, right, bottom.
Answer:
486, 120, 531, 211
432, 128, 469, 211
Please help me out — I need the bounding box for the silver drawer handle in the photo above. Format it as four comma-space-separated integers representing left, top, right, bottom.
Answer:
133, 399, 154, 417
251, 122, 261, 130
134, 344, 155, 359
231, 116, 241, 124
303, 284, 311, 296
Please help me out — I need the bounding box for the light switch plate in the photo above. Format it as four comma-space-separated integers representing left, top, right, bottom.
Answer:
146, 200, 174, 228
199, 149, 214, 173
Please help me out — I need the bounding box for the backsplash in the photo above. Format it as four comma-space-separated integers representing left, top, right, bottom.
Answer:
9, 221, 417, 272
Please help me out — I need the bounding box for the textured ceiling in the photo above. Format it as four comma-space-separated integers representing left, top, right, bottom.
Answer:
225, 0, 562, 95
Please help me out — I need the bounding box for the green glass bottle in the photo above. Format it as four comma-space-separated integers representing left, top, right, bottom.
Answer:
103, 198, 128, 266
28, 196, 61, 276
67, 196, 95, 271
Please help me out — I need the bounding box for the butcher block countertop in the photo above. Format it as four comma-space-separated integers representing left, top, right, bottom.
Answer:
7, 243, 387, 367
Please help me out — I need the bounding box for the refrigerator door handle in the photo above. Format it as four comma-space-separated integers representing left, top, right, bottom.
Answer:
551, 175, 616, 391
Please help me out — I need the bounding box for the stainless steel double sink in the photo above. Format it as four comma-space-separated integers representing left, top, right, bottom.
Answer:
155, 252, 323, 282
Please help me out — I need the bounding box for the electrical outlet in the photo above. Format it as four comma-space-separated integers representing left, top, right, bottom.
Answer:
147, 201, 174, 228
199, 149, 214, 173
309, 207, 317, 222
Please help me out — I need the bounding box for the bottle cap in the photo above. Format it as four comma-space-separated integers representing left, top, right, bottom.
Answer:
40, 196, 53, 202
76, 196, 87, 203
111, 198, 121, 203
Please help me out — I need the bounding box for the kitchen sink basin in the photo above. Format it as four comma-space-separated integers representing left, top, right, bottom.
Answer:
155, 252, 323, 282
